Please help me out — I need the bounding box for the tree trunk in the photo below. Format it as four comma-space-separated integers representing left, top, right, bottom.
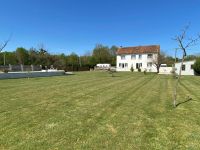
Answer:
157, 65, 160, 73
173, 54, 185, 107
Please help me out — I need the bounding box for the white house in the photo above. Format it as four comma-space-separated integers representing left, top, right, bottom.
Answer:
116, 45, 160, 72
175, 60, 195, 75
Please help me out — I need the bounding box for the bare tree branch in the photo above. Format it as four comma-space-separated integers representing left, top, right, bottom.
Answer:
0, 34, 12, 52
152, 51, 166, 73
0, 40, 9, 52
173, 24, 200, 108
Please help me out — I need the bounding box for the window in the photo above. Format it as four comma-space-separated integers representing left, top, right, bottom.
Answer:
121, 55, 125, 60
119, 63, 128, 68
136, 63, 142, 69
182, 64, 186, 71
147, 62, 153, 67
131, 54, 136, 60
191, 65, 194, 69
147, 54, 153, 59
139, 54, 142, 59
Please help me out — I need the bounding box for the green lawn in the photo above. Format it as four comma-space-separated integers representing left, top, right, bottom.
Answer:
1, 72, 200, 149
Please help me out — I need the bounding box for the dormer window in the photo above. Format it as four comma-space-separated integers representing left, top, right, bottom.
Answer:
121, 55, 125, 60
131, 54, 136, 60
139, 54, 142, 59
148, 54, 153, 58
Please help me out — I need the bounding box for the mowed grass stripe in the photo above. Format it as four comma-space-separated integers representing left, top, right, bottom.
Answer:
170, 79, 200, 149
74, 76, 158, 149
0, 74, 148, 138
1, 74, 156, 149
0, 73, 149, 131
0, 73, 142, 113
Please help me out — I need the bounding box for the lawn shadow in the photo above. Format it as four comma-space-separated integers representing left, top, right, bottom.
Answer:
176, 97, 193, 107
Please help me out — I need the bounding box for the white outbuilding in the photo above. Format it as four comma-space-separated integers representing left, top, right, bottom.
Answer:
96, 64, 111, 69
175, 60, 195, 75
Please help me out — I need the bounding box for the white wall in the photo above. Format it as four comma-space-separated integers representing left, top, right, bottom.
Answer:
159, 67, 172, 75
175, 60, 195, 75
116, 53, 157, 72
96, 64, 111, 68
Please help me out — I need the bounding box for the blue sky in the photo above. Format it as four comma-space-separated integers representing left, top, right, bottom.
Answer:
0, 0, 200, 56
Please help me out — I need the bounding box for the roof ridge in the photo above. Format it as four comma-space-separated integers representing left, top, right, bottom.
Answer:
119, 45, 160, 49
116, 45, 160, 55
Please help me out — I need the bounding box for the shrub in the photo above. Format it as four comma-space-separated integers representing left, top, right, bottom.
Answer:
143, 69, 147, 75
130, 66, 134, 72
193, 58, 200, 75
3, 69, 9, 73
138, 68, 141, 72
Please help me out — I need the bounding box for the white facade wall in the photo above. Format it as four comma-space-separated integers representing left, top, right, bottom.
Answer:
175, 60, 195, 75
116, 53, 158, 72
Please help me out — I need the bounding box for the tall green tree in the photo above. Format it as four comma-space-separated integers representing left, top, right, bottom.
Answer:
16, 47, 29, 65
4, 52, 18, 65
67, 53, 79, 68
29, 48, 39, 65
109, 45, 118, 65
92, 44, 112, 64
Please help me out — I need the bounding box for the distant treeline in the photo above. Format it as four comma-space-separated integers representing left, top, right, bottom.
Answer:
0, 44, 199, 71
0, 44, 118, 71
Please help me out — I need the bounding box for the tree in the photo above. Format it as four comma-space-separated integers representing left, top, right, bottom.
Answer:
193, 58, 200, 75
37, 45, 49, 67
3, 52, 17, 65
49, 54, 66, 69
184, 55, 199, 61
109, 45, 118, 65
29, 48, 39, 65
16, 47, 29, 65
109, 45, 118, 56
173, 25, 199, 107
92, 44, 112, 64
165, 56, 177, 67
67, 53, 79, 70
153, 51, 166, 73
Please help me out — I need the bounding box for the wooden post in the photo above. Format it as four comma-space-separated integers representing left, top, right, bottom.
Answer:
21, 64, 24, 72
9, 64, 12, 71
31, 65, 34, 71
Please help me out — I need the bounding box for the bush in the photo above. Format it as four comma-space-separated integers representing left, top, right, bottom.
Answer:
130, 66, 134, 72
3, 69, 9, 73
143, 69, 147, 75
193, 58, 200, 75
138, 68, 141, 72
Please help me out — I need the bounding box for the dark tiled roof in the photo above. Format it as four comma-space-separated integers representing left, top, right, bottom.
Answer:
116, 45, 160, 55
